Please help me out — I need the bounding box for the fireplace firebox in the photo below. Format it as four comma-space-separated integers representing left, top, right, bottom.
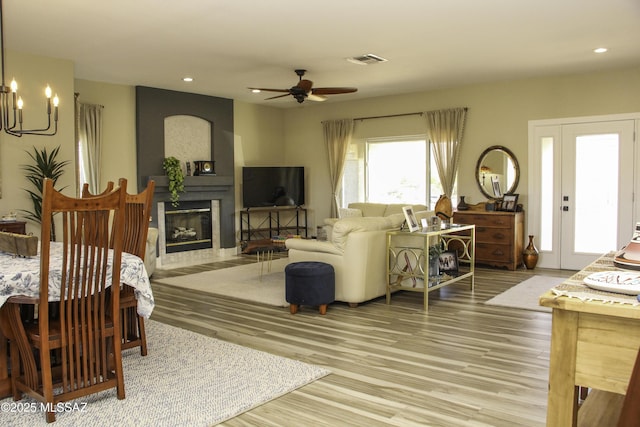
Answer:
164, 200, 212, 253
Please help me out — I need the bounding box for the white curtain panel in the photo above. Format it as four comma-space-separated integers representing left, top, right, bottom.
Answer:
323, 119, 355, 217
425, 107, 468, 197
77, 102, 104, 195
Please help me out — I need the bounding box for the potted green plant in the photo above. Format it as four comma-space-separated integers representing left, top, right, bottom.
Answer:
20, 145, 70, 241
163, 156, 184, 207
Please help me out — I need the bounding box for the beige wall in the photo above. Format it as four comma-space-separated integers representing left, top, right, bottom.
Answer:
0, 50, 75, 237
74, 79, 137, 192
2, 47, 638, 241
233, 101, 286, 214
282, 67, 640, 225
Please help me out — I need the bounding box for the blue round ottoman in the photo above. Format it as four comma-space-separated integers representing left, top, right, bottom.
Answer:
285, 262, 335, 315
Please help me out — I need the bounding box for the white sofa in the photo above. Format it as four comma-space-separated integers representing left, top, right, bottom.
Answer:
285, 203, 431, 306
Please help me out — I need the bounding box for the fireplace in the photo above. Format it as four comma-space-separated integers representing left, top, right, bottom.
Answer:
164, 200, 213, 253
135, 86, 236, 268
157, 197, 223, 268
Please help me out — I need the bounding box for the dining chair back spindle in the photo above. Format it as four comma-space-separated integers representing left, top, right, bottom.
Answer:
9, 178, 128, 423
82, 180, 155, 355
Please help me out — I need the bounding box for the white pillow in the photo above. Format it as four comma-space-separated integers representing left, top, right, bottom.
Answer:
338, 208, 363, 218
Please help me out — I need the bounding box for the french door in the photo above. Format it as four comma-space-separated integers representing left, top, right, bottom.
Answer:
529, 116, 638, 270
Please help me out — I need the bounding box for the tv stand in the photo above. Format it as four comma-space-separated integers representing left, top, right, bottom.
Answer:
240, 206, 308, 241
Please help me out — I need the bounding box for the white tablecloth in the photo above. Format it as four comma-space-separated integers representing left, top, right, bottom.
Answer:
0, 241, 154, 317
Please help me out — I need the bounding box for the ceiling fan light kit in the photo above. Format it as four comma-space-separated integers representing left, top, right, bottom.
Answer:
248, 69, 357, 104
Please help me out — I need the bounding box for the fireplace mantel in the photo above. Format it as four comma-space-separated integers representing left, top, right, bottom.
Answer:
150, 175, 233, 190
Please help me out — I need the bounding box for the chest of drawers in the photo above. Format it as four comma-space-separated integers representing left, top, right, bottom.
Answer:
452, 210, 524, 270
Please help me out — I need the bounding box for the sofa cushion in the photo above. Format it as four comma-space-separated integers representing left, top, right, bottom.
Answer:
338, 207, 363, 218
332, 216, 397, 250
348, 202, 429, 217
347, 203, 388, 217
384, 204, 429, 216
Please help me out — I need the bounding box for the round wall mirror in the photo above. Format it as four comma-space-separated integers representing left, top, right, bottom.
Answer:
475, 145, 520, 199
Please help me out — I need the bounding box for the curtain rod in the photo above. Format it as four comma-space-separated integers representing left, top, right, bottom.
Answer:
321, 107, 467, 124
353, 111, 423, 121
74, 92, 104, 108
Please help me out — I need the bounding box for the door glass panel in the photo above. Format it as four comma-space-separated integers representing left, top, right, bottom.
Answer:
574, 134, 618, 253
540, 137, 554, 251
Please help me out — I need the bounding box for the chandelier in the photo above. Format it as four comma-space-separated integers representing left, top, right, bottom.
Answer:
0, 0, 58, 137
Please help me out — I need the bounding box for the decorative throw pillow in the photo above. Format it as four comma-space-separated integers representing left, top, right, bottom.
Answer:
338, 208, 363, 218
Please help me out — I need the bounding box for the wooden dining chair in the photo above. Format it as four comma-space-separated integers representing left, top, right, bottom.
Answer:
9, 178, 128, 423
81, 181, 114, 198
83, 180, 155, 356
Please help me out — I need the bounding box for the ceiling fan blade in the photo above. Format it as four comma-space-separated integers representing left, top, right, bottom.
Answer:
307, 94, 328, 102
312, 87, 358, 95
248, 87, 290, 93
264, 93, 291, 100
296, 79, 313, 93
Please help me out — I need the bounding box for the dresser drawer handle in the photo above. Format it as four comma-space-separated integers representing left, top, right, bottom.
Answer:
492, 248, 505, 256
492, 233, 506, 240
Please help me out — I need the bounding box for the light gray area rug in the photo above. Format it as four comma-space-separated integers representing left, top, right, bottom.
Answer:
0, 320, 330, 426
155, 258, 290, 307
485, 275, 568, 312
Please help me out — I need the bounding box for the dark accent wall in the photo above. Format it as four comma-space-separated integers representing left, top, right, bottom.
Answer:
135, 86, 235, 248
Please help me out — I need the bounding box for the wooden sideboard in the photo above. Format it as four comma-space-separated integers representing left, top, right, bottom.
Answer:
0, 221, 26, 235
453, 210, 524, 270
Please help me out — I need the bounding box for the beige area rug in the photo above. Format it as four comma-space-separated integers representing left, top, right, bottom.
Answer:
1, 320, 330, 426
155, 258, 290, 307
485, 275, 568, 312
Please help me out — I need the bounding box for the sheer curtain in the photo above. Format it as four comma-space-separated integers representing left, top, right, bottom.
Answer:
75, 96, 104, 195
323, 119, 355, 217
425, 107, 468, 197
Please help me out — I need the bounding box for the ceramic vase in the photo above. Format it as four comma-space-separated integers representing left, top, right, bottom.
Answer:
523, 235, 539, 269
457, 196, 469, 211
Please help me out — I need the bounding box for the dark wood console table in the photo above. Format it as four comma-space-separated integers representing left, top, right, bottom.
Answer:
0, 221, 26, 235
452, 210, 523, 270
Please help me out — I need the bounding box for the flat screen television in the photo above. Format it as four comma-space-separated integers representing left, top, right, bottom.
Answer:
242, 166, 305, 208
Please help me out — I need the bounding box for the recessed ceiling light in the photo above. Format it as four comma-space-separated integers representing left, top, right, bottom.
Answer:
251, 89, 261, 93
593, 47, 608, 54
182, 77, 194, 82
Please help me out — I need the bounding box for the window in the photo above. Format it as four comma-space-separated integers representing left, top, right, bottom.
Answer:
342, 136, 452, 209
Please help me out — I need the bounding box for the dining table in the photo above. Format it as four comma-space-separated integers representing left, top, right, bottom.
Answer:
0, 241, 155, 398
539, 252, 640, 426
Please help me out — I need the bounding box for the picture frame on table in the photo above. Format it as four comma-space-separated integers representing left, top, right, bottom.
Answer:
501, 193, 519, 211
402, 206, 420, 232
438, 251, 459, 274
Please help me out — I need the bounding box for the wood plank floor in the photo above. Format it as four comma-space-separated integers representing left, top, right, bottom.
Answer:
150, 256, 574, 426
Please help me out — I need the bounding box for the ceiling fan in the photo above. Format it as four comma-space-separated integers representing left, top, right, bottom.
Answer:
249, 69, 357, 103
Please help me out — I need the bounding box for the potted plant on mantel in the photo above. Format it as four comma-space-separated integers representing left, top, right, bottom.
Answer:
20, 146, 70, 241
163, 156, 185, 207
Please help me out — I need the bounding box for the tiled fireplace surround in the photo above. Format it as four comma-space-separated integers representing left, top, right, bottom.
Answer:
135, 86, 236, 268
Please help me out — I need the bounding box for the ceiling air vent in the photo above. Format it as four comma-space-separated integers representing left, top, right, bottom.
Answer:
347, 53, 388, 65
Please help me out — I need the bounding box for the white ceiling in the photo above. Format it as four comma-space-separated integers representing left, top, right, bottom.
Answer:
4, 0, 640, 108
